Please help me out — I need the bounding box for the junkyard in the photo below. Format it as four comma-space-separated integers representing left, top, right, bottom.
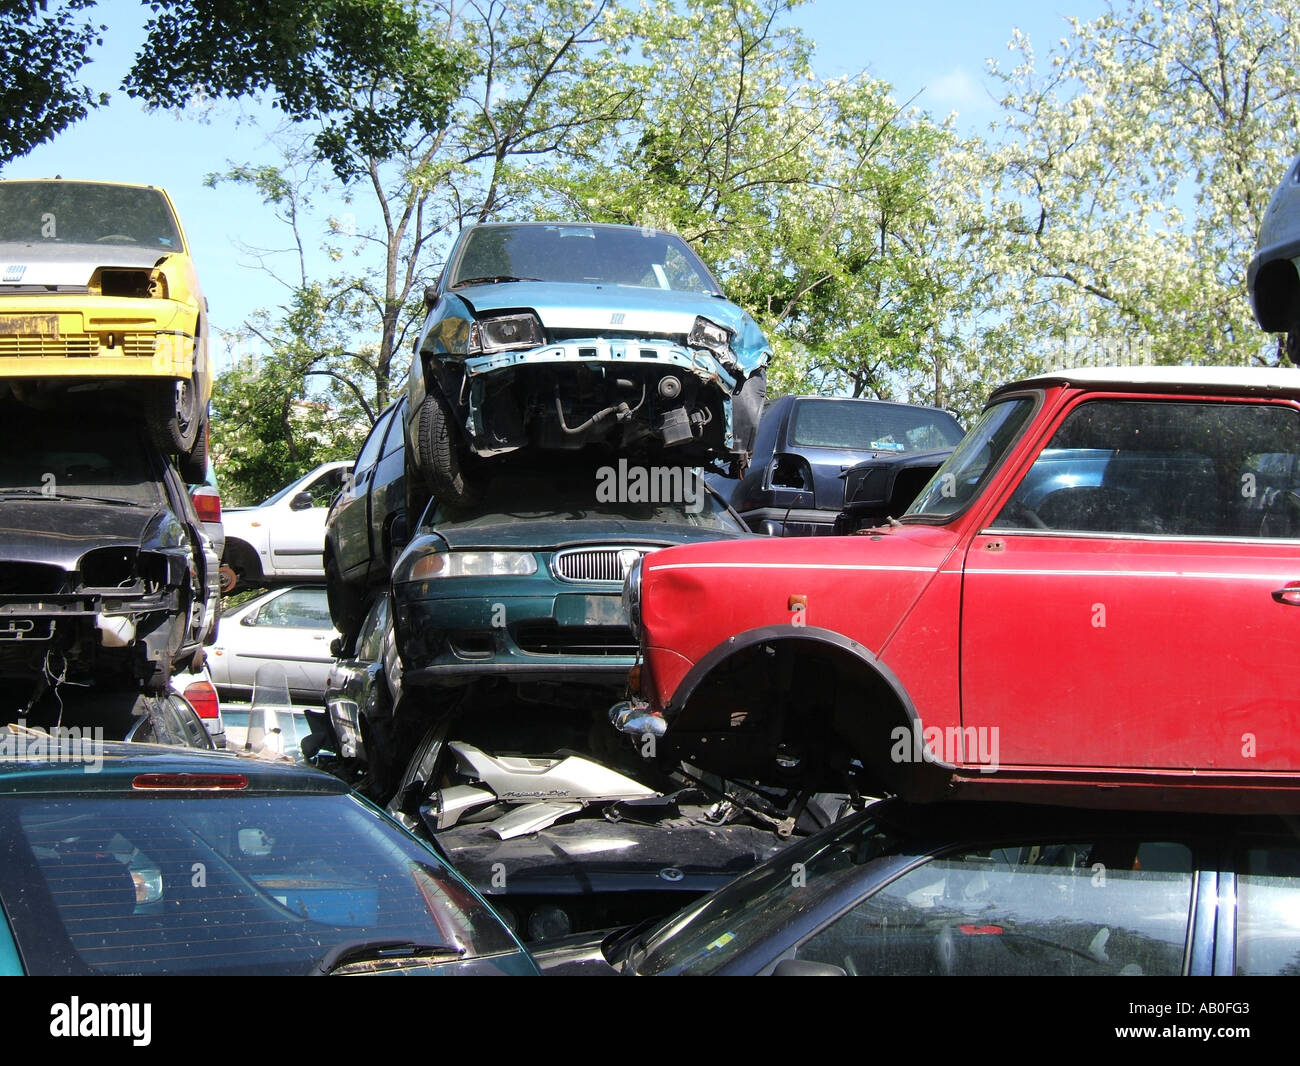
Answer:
0, 3, 1298, 1026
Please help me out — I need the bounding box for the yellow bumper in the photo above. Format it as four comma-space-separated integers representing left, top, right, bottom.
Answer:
0, 297, 197, 379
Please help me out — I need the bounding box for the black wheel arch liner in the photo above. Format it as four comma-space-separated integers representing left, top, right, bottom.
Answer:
662, 623, 958, 792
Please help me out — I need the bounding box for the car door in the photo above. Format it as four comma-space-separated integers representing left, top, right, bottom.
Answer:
333, 410, 398, 580
268, 466, 350, 573
224, 588, 339, 701
961, 396, 1300, 772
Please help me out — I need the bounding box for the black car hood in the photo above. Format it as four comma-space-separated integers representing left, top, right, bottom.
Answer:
0, 498, 163, 570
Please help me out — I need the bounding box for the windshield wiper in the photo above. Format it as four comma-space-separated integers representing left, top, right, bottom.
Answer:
0, 489, 143, 507
452, 275, 540, 288
307, 938, 464, 976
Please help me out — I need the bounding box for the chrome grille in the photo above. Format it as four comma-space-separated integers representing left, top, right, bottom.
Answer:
552, 546, 650, 583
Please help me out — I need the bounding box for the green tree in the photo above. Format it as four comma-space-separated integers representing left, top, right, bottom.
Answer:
984, 0, 1300, 370
0, 0, 107, 167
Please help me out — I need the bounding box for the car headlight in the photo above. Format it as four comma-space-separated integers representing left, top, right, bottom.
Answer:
406, 551, 538, 580
469, 313, 543, 354
688, 316, 735, 364
621, 555, 643, 639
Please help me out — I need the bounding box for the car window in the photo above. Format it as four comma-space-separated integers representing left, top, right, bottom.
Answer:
356, 597, 389, 661
449, 225, 722, 295
305, 467, 348, 508
380, 401, 406, 459
0, 791, 519, 975
992, 400, 1300, 537
789, 399, 963, 453
0, 417, 166, 507
906, 397, 1038, 519
794, 838, 1194, 976
356, 410, 395, 473
0, 181, 182, 250
253, 590, 333, 629
1235, 845, 1300, 975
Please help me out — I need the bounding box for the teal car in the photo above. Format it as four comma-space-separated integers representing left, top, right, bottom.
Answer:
391, 464, 749, 693
0, 742, 538, 974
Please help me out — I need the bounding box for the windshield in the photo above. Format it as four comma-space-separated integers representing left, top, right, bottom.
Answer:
905, 396, 1038, 519
625, 812, 898, 975
449, 225, 722, 295
433, 469, 743, 533
0, 182, 182, 250
790, 399, 963, 453
0, 418, 163, 507
0, 791, 522, 975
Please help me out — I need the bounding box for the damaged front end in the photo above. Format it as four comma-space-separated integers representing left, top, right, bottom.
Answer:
0, 527, 197, 695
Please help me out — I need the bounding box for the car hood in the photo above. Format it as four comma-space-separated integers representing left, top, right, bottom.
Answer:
430, 520, 748, 551
456, 281, 755, 341
0, 498, 166, 570
0, 241, 164, 287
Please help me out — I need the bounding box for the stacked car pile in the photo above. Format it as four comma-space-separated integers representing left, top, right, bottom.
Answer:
0, 179, 221, 740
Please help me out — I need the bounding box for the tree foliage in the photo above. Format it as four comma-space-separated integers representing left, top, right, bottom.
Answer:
0, 0, 107, 167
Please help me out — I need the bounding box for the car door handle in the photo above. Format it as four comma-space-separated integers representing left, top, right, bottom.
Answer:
1272, 583, 1300, 606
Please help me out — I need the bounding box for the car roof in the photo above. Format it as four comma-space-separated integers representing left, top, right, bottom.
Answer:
0, 741, 350, 795
0, 177, 169, 193
992, 364, 1300, 398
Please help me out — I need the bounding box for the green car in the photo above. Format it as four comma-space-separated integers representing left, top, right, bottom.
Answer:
391, 464, 748, 686
0, 741, 538, 975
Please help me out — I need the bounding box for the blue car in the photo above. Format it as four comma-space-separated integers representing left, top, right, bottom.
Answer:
406, 222, 771, 501
0, 742, 538, 974
724, 394, 964, 536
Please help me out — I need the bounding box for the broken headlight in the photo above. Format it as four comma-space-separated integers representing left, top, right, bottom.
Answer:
469, 313, 543, 354
688, 315, 736, 366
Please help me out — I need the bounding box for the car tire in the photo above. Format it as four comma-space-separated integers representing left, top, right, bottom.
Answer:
177, 410, 210, 484
415, 387, 473, 502
147, 376, 202, 455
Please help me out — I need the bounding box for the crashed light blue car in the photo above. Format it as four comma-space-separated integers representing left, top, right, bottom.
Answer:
405, 222, 770, 500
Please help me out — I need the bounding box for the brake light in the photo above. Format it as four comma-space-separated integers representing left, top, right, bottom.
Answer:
132, 773, 248, 790
191, 489, 222, 524
183, 680, 221, 719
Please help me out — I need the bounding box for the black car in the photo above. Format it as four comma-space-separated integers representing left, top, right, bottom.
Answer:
537, 797, 1300, 975
0, 403, 220, 702
324, 397, 410, 644
725, 394, 963, 536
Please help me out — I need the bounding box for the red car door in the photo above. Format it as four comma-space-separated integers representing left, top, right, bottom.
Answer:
961, 394, 1300, 774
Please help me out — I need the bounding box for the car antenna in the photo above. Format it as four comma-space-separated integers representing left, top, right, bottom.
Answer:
782, 491, 806, 537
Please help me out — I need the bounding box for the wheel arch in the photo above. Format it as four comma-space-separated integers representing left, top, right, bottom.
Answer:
663, 624, 954, 800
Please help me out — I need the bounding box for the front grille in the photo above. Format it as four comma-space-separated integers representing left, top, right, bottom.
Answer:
552, 546, 649, 583
0, 332, 157, 358
513, 623, 637, 656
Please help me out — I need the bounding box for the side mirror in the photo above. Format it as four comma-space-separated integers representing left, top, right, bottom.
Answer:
240, 611, 259, 627
329, 636, 344, 658
289, 491, 314, 511
423, 284, 439, 308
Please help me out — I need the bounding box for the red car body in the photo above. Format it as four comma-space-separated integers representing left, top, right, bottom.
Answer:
626, 367, 1300, 811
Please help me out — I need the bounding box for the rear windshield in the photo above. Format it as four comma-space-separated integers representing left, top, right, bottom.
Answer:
0, 791, 520, 975
790, 399, 963, 453
0, 182, 182, 250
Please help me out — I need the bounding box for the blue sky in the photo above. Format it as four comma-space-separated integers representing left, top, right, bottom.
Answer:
5, 0, 1105, 369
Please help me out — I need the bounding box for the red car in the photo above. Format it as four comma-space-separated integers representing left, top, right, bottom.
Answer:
618, 367, 1300, 812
